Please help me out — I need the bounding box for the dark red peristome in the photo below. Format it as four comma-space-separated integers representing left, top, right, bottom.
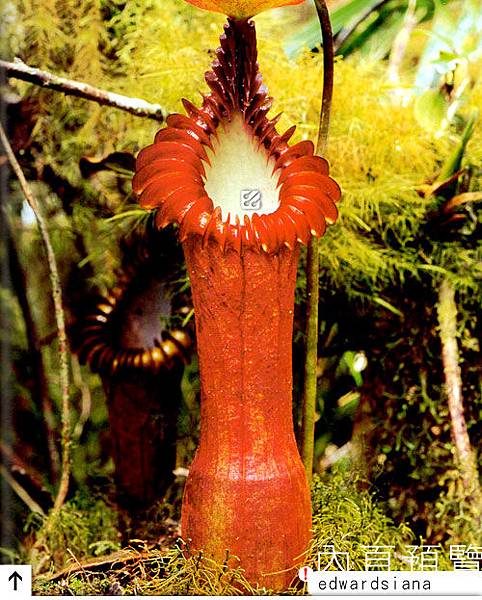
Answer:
133, 17, 341, 590
133, 18, 341, 254
76, 230, 192, 377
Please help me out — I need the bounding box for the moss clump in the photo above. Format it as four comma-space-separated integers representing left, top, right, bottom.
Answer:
31, 468, 451, 595
33, 547, 255, 596
307, 469, 414, 571
11, 0, 482, 301
431, 467, 482, 546
26, 490, 121, 575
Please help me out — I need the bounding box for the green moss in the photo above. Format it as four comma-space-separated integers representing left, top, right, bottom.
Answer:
30, 469, 458, 595
10, 0, 481, 301
8, 0, 481, 307
307, 469, 414, 570
26, 490, 121, 575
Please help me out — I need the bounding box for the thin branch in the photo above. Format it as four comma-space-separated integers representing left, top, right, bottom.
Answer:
0, 440, 52, 510
0, 59, 167, 122
334, 0, 390, 53
437, 278, 481, 504
71, 355, 92, 441
301, 0, 335, 482
0, 123, 72, 513
48, 548, 151, 582
0, 464, 46, 516
388, 0, 417, 88
2, 214, 60, 481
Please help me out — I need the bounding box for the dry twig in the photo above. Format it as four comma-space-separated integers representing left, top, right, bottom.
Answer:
0, 59, 167, 122
0, 123, 71, 512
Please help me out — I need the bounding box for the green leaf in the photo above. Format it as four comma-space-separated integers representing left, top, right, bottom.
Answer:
439, 111, 477, 180
285, 0, 385, 57
105, 209, 148, 223
372, 296, 404, 317
413, 89, 448, 133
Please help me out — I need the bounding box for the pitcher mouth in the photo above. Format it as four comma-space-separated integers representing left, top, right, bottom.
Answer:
75, 229, 192, 376
133, 18, 341, 254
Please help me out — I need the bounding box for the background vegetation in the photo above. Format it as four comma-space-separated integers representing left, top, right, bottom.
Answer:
0, 0, 481, 594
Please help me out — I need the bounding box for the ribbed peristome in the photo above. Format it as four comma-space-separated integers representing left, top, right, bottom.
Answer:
133, 18, 341, 253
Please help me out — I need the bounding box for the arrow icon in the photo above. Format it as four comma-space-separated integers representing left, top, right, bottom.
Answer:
8, 571, 22, 591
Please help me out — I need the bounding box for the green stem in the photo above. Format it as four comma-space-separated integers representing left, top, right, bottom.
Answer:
315, 0, 335, 158
301, 0, 335, 482
301, 238, 320, 479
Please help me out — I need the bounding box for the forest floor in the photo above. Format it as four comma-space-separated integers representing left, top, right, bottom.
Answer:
26, 470, 460, 596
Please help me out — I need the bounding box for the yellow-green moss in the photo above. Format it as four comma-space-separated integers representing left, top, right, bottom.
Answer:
31, 469, 457, 595
10, 0, 481, 299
